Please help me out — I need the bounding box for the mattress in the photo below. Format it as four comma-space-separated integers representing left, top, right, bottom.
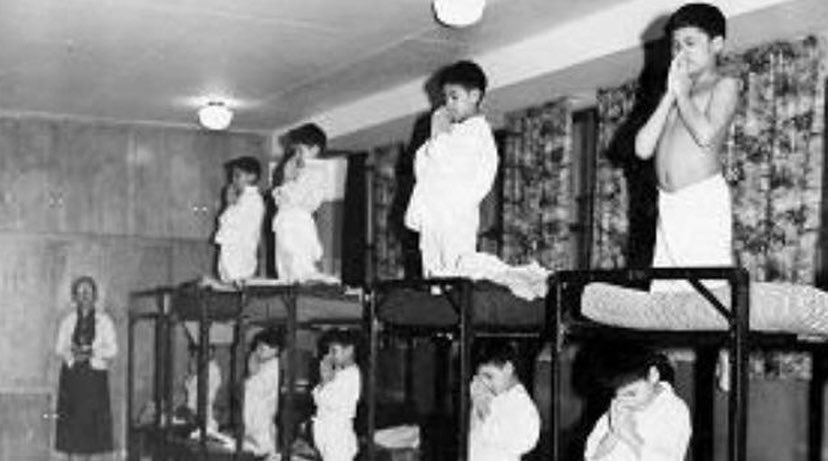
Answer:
376, 281, 545, 329
169, 283, 363, 323
581, 282, 828, 336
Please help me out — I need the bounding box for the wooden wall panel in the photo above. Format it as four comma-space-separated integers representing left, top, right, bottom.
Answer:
0, 118, 62, 232
131, 127, 174, 238
57, 123, 131, 235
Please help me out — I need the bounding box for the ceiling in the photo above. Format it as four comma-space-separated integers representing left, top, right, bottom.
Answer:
0, 0, 631, 131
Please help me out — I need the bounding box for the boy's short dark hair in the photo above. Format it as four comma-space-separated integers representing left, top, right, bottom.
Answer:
251, 327, 283, 351
474, 338, 519, 369
439, 60, 488, 94
598, 342, 675, 391
286, 123, 327, 153
226, 156, 262, 181
665, 3, 726, 39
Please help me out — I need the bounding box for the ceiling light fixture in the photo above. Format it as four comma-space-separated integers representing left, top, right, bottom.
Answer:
198, 101, 233, 131
433, 0, 485, 28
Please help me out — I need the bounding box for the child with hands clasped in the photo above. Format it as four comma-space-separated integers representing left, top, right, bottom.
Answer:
405, 60, 499, 278
468, 340, 540, 461
634, 3, 740, 291
584, 347, 691, 461
272, 123, 330, 282
312, 331, 362, 461
243, 328, 283, 460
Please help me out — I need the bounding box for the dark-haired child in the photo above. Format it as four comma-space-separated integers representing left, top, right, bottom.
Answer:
272, 123, 330, 282
243, 328, 283, 459
468, 340, 540, 461
584, 347, 690, 461
405, 60, 499, 277
634, 2, 740, 291
312, 330, 361, 461
214, 155, 265, 283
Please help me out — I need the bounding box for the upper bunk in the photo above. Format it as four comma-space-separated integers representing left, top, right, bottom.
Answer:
551, 267, 828, 344
371, 278, 546, 333
129, 279, 364, 326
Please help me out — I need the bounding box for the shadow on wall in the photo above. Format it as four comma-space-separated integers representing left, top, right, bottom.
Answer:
387, 69, 448, 279
602, 15, 672, 276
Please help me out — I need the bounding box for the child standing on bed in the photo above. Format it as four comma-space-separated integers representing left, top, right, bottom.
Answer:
214, 156, 266, 283
272, 123, 328, 282
585, 345, 690, 461
405, 60, 499, 278
634, 3, 739, 291
243, 328, 283, 460
312, 330, 361, 461
468, 339, 540, 461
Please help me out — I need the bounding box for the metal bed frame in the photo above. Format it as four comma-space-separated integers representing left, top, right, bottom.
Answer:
548, 267, 813, 461
365, 277, 549, 461
127, 283, 363, 461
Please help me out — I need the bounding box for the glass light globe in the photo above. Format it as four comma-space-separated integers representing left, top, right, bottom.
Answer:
433, 0, 485, 27
198, 102, 233, 131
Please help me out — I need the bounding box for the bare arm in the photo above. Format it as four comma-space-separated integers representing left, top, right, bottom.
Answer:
675, 74, 739, 153
635, 92, 676, 160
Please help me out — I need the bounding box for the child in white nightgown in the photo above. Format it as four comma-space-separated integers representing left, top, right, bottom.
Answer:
584, 345, 691, 461
468, 339, 540, 461
404, 60, 498, 277
312, 330, 361, 461
243, 328, 283, 460
272, 123, 328, 282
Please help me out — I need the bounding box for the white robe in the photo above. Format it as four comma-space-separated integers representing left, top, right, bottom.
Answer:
312, 365, 361, 461
652, 174, 732, 292
215, 185, 265, 282
405, 115, 498, 277
468, 383, 540, 461
244, 357, 280, 456
584, 383, 691, 461
272, 166, 325, 282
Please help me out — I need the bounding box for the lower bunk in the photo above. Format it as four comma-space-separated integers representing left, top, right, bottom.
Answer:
365, 278, 548, 461
550, 267, 828, 461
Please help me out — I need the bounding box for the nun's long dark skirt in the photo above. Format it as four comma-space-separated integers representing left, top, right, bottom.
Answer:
56, 362, 113, 454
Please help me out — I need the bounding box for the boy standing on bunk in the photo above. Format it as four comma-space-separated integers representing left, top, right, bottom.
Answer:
634, 3, 739, 290
468, 339, 540, 461
405, 60, 499, 278
584, 345, 691, 461
214, 156, 265, 283
272, 123, 328, 282
312, 330, 361, 461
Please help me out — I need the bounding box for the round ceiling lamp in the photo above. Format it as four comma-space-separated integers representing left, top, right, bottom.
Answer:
433, 0, 485, 27
198, 101, 233, 131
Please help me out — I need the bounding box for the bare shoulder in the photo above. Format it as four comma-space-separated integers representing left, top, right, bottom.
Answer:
712, 75, 740, 102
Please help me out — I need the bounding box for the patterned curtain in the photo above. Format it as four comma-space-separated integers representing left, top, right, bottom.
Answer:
592, 81, 638, 269
371, 142, 407, 280
721, 35, 827, 285
501, 98, 574, 270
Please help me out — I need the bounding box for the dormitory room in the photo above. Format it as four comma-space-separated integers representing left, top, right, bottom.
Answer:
4, 0, 828, 460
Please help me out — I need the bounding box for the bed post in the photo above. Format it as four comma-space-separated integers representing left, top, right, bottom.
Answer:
282, 286, 299, 461
729, 268, 749, 461
197, 290, 211, 457
549, 274, 562, 461
127, 306, 135, 459
367, 289, 379, 461
161, 292, 174, 460
232, 293, 245, 457
458, 280, 474, 461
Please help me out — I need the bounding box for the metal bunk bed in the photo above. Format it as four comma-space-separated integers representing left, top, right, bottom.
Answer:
364, 277, 548, 461
127, 282, 364, 461
549, 267, 828, 461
